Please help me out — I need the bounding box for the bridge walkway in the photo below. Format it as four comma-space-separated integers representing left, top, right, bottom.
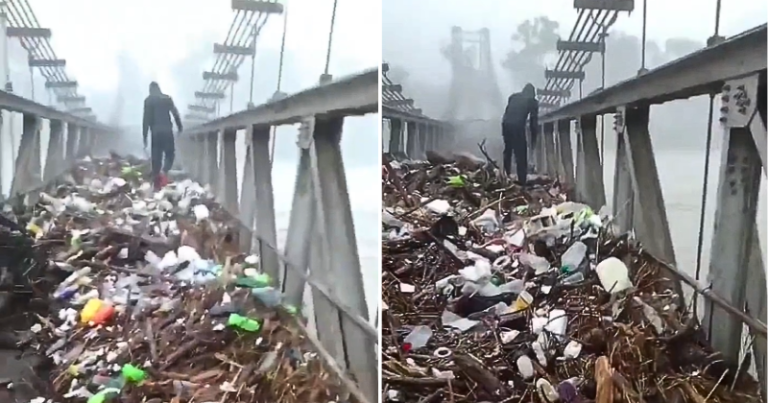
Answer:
0, 0, 379, 402
384, 18, 767, 396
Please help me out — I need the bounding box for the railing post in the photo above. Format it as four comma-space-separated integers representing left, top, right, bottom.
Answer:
405, 121, 417, 159
65, 123, 78, 163
202, 132, 218, 189
620, 105, 680, 296
281, 120, 317, 307
77, 127, 90, 157
557, 119, 575, 189
309, 115, 376, 402
248, 125, 279, 281
10, 113, 41, 196
611, 109, 634, 233
239, 128, 256, 253
417, 123, 427, 159
575, 115, 606, 208
189, 137, 203, 181
388, 118, 403, 155
542, 122, 557, 176
428, 125, 437, 152
44, 119, 65, 183
217, 128, 238, 214
703, 78, 765, 365
533, 124, 545, 174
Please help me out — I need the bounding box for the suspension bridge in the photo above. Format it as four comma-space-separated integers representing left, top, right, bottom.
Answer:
0, 0, 377, 402
383, 0, 767, 395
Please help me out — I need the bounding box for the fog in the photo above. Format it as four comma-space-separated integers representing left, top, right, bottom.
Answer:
382, 0, 767, 321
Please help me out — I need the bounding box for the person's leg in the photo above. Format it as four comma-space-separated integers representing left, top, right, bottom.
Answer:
150, 135, 163, 180
162, 134, 175, 174
512, 128, 529, 185
501, 124, 514, 176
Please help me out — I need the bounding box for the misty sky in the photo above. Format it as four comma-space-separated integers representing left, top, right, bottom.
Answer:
23, 0, 378, 122
383, 0, 767, 87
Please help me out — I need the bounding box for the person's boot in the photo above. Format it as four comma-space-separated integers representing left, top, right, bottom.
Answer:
158, 172, 169, 188
153, 175, 162, 191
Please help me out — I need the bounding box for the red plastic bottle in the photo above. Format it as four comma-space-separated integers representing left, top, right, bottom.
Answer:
90, 304, 115, 326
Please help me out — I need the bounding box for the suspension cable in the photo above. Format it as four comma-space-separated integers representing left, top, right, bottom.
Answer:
269, 6, 290, 164
276, 7, 288, 93
323, 0, 338, 75
599, 23, 606, 165
699, 0, 723, 332
248, 14, 269, 105
640, 0, 648, 71
28, 64, 34, 101
695, 94, 716, 320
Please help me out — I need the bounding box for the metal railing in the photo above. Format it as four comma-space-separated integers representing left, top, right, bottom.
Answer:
389, 20, 767, 395
533, 23, 767, 388
0, 89, 117, 201
177, 68, 378, 403
382, 62, 452, 159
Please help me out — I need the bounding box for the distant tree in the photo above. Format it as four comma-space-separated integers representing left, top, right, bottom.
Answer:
501, 16, 560, 89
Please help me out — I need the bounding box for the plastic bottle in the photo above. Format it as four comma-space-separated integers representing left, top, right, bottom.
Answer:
561, 272, 584, 285
62, 267, 92, 288
80, 299, 104, 324
403, 325, 432, 350
90, 304, 115, 326
595, 257, 633, 294
560, 242, 587, 273
518, 253, 550, 275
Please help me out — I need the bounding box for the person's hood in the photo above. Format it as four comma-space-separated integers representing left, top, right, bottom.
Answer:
149, 82, 162, 96
522, 83, 535, 98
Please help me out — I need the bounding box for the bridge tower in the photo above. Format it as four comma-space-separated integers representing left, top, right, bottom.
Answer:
443, 27, 503, 121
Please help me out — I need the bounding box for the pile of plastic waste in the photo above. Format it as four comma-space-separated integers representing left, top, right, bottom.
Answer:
381, 156, 762, 403
0, 154, 344, 403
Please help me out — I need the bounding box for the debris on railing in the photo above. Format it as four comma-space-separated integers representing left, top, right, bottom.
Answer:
381, 156, 763, 403
0, 154, 346, 403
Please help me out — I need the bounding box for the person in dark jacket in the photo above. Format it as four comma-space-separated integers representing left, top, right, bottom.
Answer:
501, 83, 538, 186
143, 82, 183, 190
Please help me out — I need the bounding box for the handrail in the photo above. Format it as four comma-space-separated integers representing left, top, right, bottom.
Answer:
185, 68, 377, 135
541, 24, 767, 122
383, 105, 447, 126
0, 89, 113, 131
177, 67, 379, 403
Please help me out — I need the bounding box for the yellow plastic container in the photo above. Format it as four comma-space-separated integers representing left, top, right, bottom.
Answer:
511, 291, 533, 312
80, 299, 104, 324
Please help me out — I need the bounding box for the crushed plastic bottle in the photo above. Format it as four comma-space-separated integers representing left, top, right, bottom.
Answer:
227, 313, 261, 332
471, 209, 500, 232
251, 287, 282, 307
403, 325, 432, 351
122, 363, 147, 383
518, 253, 550, 275
560, 241, 587, 273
